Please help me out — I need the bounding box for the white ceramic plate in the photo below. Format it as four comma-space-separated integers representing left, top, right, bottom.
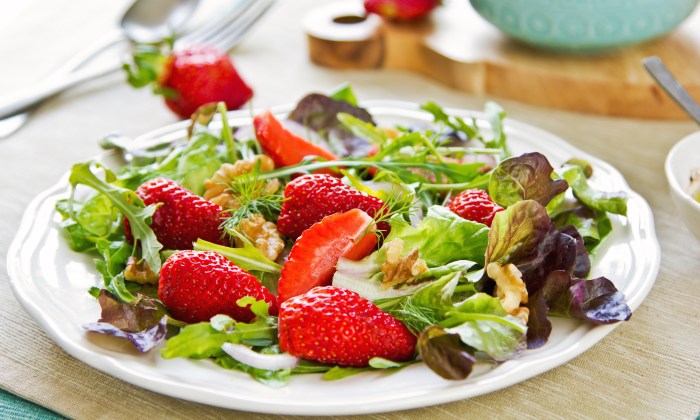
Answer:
8, 102, 660, 415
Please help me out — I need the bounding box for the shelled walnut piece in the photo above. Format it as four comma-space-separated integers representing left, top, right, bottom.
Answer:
381, 238, 428, 289
123, 256, 159, 284
486, 262, 529, 323
203, 155, 279, 209
235, 214, 285, 261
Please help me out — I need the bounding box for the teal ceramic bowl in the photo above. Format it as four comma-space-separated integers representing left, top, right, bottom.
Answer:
469, 0, 700, 53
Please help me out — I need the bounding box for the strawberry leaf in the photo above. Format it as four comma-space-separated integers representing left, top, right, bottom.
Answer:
68, 162, 163, 274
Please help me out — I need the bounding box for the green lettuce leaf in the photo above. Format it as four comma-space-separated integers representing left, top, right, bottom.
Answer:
174, 132, 223, 195
560, 164, 627, 216
441, 293, 527, 361
386, 205, 489, 266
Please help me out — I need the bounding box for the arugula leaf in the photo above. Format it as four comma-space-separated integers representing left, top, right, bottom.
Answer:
421, 101, 479, 139
94, 239, 137, 301
386, 206, 489, 266
322, 357, 413, 381
489, 152, 568, 207
68, 162, 163, 274
194, 238, 282, 274
484, 101, 509, 153
214, 353, 291, 388
162, 298, 277, 359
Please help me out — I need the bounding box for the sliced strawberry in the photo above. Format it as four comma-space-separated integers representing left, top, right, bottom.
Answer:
253, 111, 338, 170
277, 209, 377, 303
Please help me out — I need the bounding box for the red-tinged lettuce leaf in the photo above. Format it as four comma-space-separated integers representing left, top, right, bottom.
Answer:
560, 225, 591, 279
486, 200, 592, 295
417, 326, 476, 380
553, 205, 613, 254
485, 200, 553, 267
525, 291, 551, 349
288, 93, 375, 157
526, 271, 631, 348
546, 271, 632, 324
488, 152, 568, 207
83, 290, 168, 352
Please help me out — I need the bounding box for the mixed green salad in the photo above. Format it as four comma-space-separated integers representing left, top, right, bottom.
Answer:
57, 86, 631, 387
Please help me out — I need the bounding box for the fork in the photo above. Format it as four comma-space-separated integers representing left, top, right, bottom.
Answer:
0, 0, 276, 138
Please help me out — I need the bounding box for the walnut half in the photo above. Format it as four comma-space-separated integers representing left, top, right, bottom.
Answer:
234, 214, 285, 261
123, 256, 159, 284
381, 238, 428, 289
486, 262, 529, 324
203, 155, 279, 209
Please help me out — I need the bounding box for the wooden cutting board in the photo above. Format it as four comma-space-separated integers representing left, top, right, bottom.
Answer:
304, 1, 700, 120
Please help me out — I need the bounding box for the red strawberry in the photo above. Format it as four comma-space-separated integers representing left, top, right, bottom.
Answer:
277, 209, 377, 303
125, 44, 253, 119
447, 188, 504, 227
125, 178, 226, 250
277, 174, 385, 239
279, 286, 416, 367
159, 250, 277, 323
253, 111, 338, 170
364, 0, 439, 21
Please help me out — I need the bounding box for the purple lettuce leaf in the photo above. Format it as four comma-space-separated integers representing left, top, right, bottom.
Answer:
545, 271, 632, 324
288, 93, 375, 157
526, 270, 631, 348
560, 225, 591, 279
488, 152, 568, 208
486, 200, 592, 295
525, 291, 551, 349
83, 290, 168, 352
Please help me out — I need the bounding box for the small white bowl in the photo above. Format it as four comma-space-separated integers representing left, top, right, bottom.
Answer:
665, 131, 700, 240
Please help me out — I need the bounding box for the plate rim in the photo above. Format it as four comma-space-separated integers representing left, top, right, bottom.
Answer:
7, 101, 660, 415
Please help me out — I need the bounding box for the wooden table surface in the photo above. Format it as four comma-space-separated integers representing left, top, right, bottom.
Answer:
1, 0, 699, 418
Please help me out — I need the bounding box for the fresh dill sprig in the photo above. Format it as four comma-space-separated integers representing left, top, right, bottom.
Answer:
220, 171, 284, 237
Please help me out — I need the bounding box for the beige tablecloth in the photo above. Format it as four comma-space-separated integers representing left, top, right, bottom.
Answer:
1, 0, 699, 418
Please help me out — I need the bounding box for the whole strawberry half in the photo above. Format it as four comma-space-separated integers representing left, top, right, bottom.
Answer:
159, 250, 277, 323
278, 286, 416, 367
277, 174, 386, 239
125, 178, 226, 250
447, 188, 504, 227
364, 0, 439, 21
124, 44, 253, 119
